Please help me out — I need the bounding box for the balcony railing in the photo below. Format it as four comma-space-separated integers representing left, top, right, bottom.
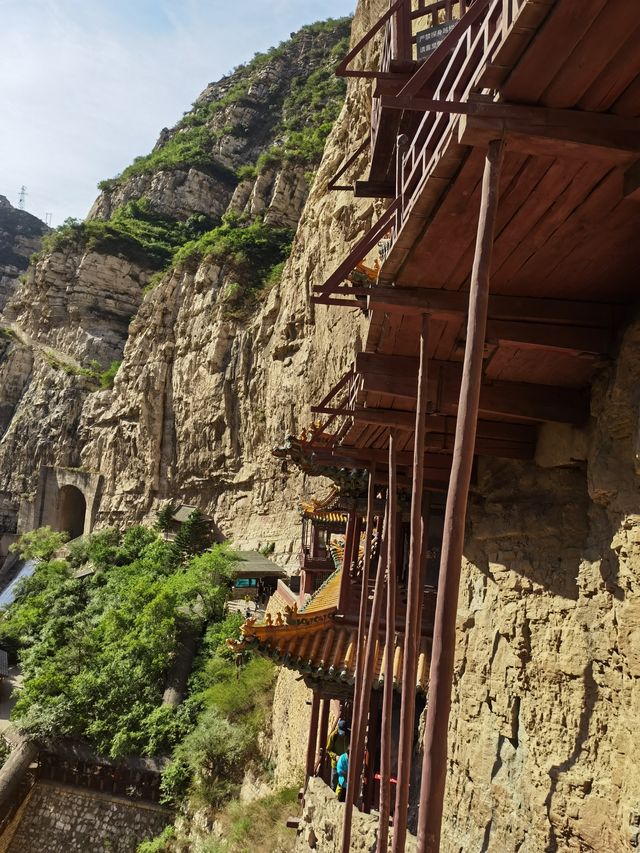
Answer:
318, 0, 526, 301
396, 0, 507, 235
300, 552, 336, 573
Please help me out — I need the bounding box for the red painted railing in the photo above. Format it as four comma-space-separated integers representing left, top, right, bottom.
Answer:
396, 0, 523, 237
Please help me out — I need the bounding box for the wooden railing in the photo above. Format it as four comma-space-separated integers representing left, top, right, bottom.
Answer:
396, 0, 515, 237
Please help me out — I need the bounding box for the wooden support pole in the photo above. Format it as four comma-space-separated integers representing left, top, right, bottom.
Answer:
393, 314, 430, 852
364, 689, 381, 813
305, 691, 321, 787
378, 431, 398, 853
393, 0, 413, 63
318, 698, 331, 783
417, 139, 505, 852
338, 510, 358, 611
341, 464, 377, 853
346, 505, 390, 850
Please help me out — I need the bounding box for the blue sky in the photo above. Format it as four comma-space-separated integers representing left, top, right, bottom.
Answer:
0, 0, 355, 226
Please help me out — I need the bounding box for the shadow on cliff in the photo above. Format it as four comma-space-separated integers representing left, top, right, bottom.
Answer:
543, 661, 597, 852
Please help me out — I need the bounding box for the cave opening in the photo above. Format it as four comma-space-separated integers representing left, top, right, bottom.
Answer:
57, 485, 86, 540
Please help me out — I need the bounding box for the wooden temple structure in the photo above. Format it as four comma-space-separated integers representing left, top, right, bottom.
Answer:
235, 1, 640, 850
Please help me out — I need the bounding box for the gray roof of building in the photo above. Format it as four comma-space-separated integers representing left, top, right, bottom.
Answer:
232, 551, 286, 579
171, 505, 198, 523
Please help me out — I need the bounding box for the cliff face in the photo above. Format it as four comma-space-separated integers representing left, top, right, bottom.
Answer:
78, 11, 374, 558
2, 2, 638, 849
0, 16, 364, 549
441, 317, 640, 853
0, 196, 48, 312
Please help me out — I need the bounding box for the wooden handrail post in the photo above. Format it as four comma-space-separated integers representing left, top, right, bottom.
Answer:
396, 134, 409, 235
392, 314, 430, 852
341, 465, 377, 853
378, 430, 398, 852
393, 0, 413, 63
417, 138, 505, 852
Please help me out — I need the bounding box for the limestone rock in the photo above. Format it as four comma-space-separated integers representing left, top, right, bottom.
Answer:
0, 195, 48, 311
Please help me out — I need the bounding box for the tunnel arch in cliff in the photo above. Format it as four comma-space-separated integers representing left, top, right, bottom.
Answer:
17, 466, 103, 541
56, 485, 86, 540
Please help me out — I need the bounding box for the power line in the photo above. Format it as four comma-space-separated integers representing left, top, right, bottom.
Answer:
18, 185, 27, 210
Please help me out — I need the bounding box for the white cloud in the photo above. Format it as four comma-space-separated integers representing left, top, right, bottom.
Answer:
0, 0, 354, 225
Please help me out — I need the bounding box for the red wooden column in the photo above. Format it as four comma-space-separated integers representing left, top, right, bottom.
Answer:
393, 313, 430, 852
305, 691, 321, 786
378, 430, 398, 853
391, 0, 413, 63
344, 504, 389, 852
338, 509, 358, 611
341, 465, 377, 853
317, 698, 331, 782
417, 139, 505, 852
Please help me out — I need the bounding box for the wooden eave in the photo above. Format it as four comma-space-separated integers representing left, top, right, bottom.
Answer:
232, 567, 431, 694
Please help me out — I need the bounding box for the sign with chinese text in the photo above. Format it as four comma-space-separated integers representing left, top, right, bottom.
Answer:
416, 20, 458, 59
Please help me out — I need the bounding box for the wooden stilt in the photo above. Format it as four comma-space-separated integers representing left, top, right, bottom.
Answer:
341, 465, 377, 853
378, 430, 398, 853
344, 504, 389, 851
318, 698, 331, 783
364, 690, 381, 814
306, 691, 321, 786
393, 315, 430, 852
417, 139, 505, 852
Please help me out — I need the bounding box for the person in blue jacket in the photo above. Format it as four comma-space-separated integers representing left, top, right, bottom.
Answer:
335, 748, 349, 802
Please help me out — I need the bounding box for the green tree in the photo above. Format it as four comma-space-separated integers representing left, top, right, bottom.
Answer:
10, 526, 69, 561
173, 510, 213, 560
155, 501, 175, 532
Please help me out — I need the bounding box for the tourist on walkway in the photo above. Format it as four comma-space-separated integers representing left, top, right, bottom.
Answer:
335, 748, 349, 802
327, 719, 349, 790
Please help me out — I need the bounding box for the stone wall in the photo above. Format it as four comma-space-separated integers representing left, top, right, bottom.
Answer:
441, 318, 640, 853
295, 776, 417, 853
1, 781, 172, 853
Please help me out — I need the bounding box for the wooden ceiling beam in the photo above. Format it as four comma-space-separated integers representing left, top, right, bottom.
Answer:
355, 352, 589, 424
381, 96, 640, 161
458, 112, 640, 165
309, 446, 453, 477
367, 285, 622, 328
352, 409, 538, 444
353, 181, 396, 199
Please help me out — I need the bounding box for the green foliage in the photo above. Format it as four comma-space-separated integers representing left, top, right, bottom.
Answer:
155, 501, 175, 532
10, 526, 69, 561
0, 528, 236, 759
99, 360, 121, 389
101, 127, 237, 188
236, 164, 256, 181
173, 509, 213, 561
136, 825, 176, 853
210, 786, 300, 852
37, 202, 217, 271
172, 212, 293, 318
259, 542, 275, 557
160, 655, 276, 806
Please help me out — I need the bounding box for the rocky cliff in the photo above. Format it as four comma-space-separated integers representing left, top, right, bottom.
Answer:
0, 14, 371, 554
0, 197, 48, 312
3, 2, 638, 850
